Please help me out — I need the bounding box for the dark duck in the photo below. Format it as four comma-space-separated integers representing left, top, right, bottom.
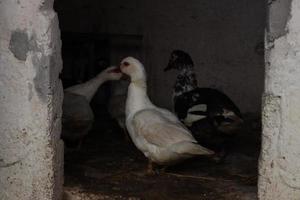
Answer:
164, 50, 243, 158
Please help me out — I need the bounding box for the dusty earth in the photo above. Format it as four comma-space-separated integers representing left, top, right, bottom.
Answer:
63, 114, 260, 200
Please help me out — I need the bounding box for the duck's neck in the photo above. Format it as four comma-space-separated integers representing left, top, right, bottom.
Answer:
173, 67, 198, 99
126, 78, 153, 117
65, 74, 107, 103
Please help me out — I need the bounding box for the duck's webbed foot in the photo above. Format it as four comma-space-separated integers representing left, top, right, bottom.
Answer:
211, 148, 227, 163
146, 161, 168, 175
146, 161, 155, 175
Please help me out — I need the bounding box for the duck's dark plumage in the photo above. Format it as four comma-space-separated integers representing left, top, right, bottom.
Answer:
174, 88, 242, 124
165, 50, 243, 156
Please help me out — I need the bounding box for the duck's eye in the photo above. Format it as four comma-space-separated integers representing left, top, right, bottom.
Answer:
123, 62, 130, 67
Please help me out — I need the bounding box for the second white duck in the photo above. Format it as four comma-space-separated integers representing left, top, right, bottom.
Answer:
120, 57, 214, 173
62, 66, 122, 148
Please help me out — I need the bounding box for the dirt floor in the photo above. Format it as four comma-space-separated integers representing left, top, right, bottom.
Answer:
63, 114, 260, 200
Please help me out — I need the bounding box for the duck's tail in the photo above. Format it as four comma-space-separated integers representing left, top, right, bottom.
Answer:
172, 141, 214, 156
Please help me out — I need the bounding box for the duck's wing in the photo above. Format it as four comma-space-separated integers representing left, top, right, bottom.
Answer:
153, 107, 180, 124
132, 109, 213, 156
132, 109, 197, 147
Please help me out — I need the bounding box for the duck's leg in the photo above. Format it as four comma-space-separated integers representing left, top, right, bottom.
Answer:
212, 148, 227, 163
146, 160, 155, 175
146, 161, 167, 175
152, 166, 166, 175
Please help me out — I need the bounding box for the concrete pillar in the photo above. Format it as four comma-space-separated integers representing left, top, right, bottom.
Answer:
0, 0, 63, 199
259, 0, 300, 199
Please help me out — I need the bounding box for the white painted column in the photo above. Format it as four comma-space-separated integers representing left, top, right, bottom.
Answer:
0, 0, 63, 199
259, 0, 300, 199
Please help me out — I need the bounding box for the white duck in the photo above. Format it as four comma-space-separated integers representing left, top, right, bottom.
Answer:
62, 66, 122, 148
120, 57, 214, 173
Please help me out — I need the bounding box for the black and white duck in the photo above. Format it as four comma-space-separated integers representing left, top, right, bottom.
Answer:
164, 50, 243, 157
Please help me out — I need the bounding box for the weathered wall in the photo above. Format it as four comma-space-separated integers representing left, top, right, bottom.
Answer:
54, 0, 143, 35
143, 0, 265, 114
0, 0, 63, 199
259, 0, 300, 199
55, 0, 265, 114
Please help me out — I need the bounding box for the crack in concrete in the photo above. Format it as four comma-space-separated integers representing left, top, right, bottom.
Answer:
279, 169, 300, 189
268, 0, 277, 6
0, 159, 22, 168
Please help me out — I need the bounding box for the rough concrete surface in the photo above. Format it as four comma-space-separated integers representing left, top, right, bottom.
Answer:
259, 0, 300, 199
0, 0, 63, 199
9, 29, 30, 61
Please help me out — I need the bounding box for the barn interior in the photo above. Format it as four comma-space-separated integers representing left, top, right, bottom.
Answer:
54, 0, 266, 199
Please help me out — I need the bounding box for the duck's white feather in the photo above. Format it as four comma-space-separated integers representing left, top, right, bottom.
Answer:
62, 66, 122, 147
184, 104, 207, 126
132, 109, 195, 146
65, 76, 106, 103
122, 57, 213, 165
128, 109, 213, 164
65, 66, 122, 102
